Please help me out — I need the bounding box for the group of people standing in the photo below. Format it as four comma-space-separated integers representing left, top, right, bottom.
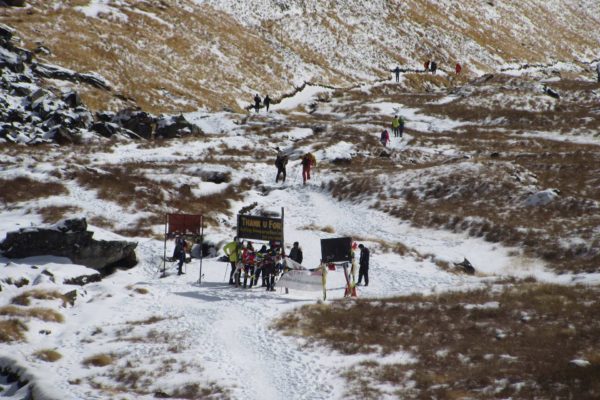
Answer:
222, 237, 371, 291
253, 94, 272, 113
222, 238, 304, 291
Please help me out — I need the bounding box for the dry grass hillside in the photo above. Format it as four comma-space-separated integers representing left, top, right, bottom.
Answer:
1, 0, 599, 114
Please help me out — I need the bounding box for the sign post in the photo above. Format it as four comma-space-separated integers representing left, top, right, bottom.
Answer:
163, 213, 203, 278
319, 237, 354, 300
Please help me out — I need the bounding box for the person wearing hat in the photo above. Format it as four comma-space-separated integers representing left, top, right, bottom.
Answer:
357, 244, 370, 286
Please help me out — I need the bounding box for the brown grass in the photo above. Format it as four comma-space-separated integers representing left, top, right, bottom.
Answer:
0, 319, 28, 343
37, 205, 82, 224
275, 283, 600, 399
34, 349, 62, 362
299, 224, 336, 234
0, 306, 64, 323
0, 177, 68, 205
126, 316, 165, 326
11, 289, 71, 307
83, 353, 114, 367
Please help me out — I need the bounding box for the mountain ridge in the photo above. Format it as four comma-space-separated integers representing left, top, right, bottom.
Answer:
1, 0, 599, 113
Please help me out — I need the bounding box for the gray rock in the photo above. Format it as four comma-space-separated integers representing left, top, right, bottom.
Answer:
155, 114, 201, 138
112, 109, 157, 139
0, 218, 138, 273
62, 91, 82, 108
2, 0, 26, 6
0, 23, 14, 42
91, 121, 119, 138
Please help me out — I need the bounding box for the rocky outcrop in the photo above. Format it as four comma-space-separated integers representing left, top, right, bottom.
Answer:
0, 218, 138, 274
155, 114, 201, 138
0, 23, 202, 145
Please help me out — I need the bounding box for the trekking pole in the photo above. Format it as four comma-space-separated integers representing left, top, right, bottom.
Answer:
223, 264, 229, 282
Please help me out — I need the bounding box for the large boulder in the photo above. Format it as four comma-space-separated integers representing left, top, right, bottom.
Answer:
112, 109, 157, 139
0, 218, 137, 273
155, 114, 201, 138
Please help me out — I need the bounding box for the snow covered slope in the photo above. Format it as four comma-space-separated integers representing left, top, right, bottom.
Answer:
1, 0, 599, 113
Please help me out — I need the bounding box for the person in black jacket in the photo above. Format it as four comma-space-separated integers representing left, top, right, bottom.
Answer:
391, 66, 401, 82
173, 235, 187, 275
275, 148, 288, 183
253, 94, 261, 113
288, 241, 303, 264
264, 94, 271, 112
357, 244, 370, 286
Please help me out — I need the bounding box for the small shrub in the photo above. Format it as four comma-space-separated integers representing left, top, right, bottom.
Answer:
34, 349, 62, 362
0, 319, 28, 343
0, 177, 67, 205
11, 289, 70, 307
127, 316, 164, 325
83, 353, 114, 367
0, 306, 64, 323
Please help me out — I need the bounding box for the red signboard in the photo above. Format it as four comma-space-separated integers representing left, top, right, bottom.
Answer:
167, 214, 202, 236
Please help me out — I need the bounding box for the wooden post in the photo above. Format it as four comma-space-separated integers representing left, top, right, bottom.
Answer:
198, 217, 204, 285
162, 214, 168, 277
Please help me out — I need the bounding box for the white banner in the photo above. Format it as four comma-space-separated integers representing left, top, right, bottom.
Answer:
277, 270, 322, 292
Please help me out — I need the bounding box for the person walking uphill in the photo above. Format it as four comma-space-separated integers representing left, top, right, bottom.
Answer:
391, 115, 400, 137
264, 94, 271, 112
253, 94, 261, 113
357, 244, 370, 286
223, 237, 240, 285
380, 129, 390, 147
597, 62, 600, 83
275, 148, 288, 183
301, 152, 317, 185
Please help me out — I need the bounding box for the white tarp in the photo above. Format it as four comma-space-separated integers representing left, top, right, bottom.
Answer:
277, 269, 322, 292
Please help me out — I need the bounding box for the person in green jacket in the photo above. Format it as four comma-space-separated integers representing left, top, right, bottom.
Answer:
223, 237, 241, 285
391, 115, 400, 138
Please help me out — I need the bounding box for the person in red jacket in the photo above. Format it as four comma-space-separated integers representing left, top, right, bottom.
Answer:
380, 129, 390, 147
301, 153, 317, 185
242, 242, 255, 288
424, 60, 430, 72
455, 63, 462, 75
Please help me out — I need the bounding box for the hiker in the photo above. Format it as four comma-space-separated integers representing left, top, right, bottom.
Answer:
391, 66, 401, 82
380, 129, 390, 147
357, 244, 370, 286
288, 241, 303, 264
253, 94, 261, 113
262, 248, 277, 291
242, 241, 255, 288
391, 115, 401, 137
223, 237, 240, 285
455, 62, 462, 75
398, 115, 405, 138
173, 235, 187, 275
597, 62, 600, 83
430, 61, 438, 74
275, 148, 288, 183
264, 94, 271, 112
254, 244, 268, 287
301, 152, 317, 185
424, 60, 430, 72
